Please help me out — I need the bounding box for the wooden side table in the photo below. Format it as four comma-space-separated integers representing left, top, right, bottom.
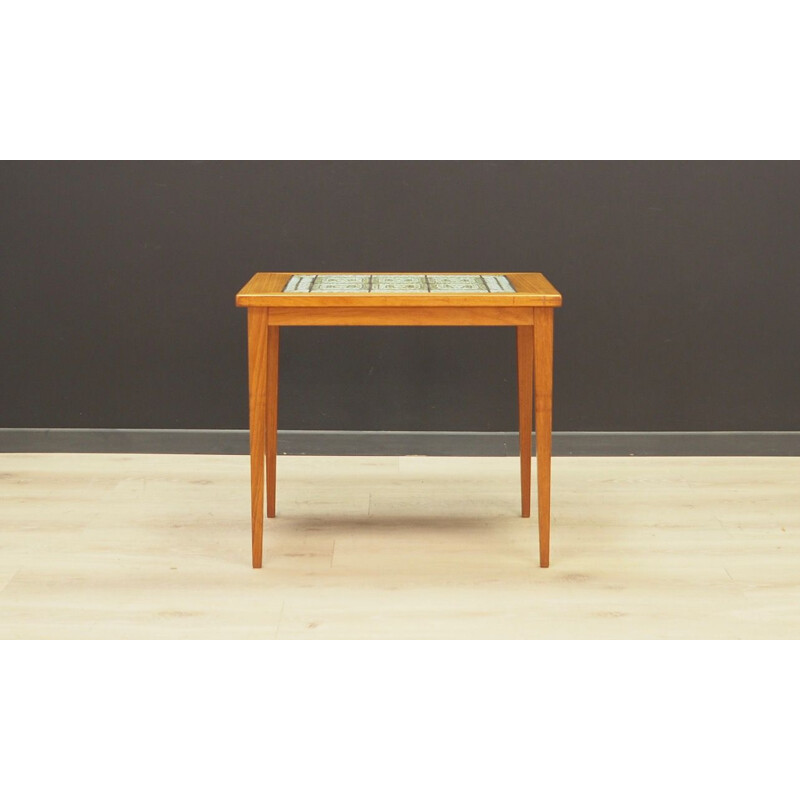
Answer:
236, 272, 562, 568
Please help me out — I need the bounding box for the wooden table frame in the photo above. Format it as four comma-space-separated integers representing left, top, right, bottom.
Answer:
236, 272, 562, 568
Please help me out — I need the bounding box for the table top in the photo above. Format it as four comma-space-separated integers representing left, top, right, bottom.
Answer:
236, 272, 562, 307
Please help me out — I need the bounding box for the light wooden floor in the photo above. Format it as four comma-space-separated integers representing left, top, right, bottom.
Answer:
0, 453, 798, 639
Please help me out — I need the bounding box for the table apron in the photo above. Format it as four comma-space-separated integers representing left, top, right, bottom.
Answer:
266, 306, 536, 326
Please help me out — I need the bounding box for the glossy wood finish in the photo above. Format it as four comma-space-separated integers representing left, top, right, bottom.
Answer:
236, 272, 563, 307
534, 307, 554, 568
266, 326, 279, 519
239, 272, 562, 569
517, 326, 534, 518
247, 308, 268, 568
268, 306, 534, 326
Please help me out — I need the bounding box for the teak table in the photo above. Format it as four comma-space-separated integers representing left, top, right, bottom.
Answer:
236, 272, 562, 568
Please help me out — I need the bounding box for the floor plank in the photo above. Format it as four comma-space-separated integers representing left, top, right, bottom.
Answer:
0, 453, 798, 639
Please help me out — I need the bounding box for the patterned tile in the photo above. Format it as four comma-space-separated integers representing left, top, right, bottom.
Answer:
283, 274, 515, 294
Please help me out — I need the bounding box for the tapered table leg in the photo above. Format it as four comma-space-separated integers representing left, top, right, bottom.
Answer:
266, 326, 279, 518
533, 307, 554, 568
248, 308, 269, 568
517, 325, 534, 518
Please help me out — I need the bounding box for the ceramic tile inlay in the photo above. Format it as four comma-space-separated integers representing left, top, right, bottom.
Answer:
283, 274, 516, 294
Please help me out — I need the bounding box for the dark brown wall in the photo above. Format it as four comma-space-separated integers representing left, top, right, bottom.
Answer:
1, 161, 798, 431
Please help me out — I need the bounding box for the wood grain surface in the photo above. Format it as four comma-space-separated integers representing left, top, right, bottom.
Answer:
239, 271, 562, 568
1, 453, 798, 639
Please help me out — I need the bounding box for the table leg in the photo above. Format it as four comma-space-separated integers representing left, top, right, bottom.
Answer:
248, 308, 268, 568
517, 325, 534, 518
533, 307, 554, 568
266, 326, 279, 518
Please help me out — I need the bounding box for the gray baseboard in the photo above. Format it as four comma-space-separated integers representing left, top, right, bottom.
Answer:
1, 428, 799, 456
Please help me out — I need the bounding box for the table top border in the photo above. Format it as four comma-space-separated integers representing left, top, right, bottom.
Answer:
236, 272, 562, 308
